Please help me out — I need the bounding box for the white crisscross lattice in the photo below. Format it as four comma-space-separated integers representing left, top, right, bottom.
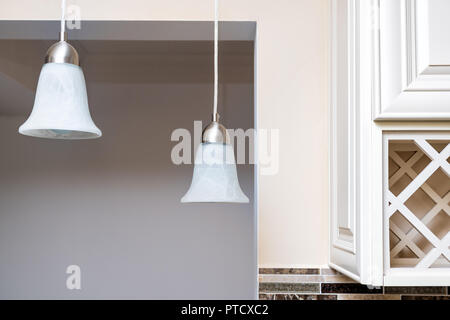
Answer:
387, 139, 450, 269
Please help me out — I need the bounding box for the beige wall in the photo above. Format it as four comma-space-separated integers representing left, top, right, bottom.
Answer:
0, 0, 330, 268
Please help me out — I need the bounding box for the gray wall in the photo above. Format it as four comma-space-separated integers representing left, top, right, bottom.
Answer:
0, 40, 255, 299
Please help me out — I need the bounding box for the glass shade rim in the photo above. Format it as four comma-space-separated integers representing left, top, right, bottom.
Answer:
18, 127, 102, 140
180, 197, 250, 204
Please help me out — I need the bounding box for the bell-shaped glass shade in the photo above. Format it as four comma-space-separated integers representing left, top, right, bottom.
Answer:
181, 143, 249, 203
19, 63, 101, 139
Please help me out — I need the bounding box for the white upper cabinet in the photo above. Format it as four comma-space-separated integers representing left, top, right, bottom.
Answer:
330, 0, 450, 287
375, 0, 450, 120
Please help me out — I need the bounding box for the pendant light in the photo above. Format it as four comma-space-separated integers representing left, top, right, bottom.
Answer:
181, 0, 249, 203
19, 0, 101, 139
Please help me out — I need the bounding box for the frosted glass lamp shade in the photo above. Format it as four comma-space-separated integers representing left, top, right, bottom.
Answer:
181, 143, 249, 203
19, 63, 101, 139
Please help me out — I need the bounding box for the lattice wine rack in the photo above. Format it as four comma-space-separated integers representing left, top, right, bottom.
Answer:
384, 134, 450, 272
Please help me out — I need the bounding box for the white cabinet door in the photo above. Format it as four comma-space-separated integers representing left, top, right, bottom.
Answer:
374, 0, 450, 120
329, 0, 379, 285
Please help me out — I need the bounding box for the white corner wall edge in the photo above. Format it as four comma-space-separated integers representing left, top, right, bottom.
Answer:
253, 25, 259, 299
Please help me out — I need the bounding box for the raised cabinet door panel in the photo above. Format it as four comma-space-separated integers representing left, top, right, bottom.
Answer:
428, 0, 450, 65
375, 0, 450, 120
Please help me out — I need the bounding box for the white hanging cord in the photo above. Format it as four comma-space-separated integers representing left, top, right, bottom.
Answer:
60, 0, 66, 40
213, 0, 219, 120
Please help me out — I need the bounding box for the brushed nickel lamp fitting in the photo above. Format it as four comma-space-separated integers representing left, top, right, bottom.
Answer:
44, 31, 80, 66
202, 113, 231, 145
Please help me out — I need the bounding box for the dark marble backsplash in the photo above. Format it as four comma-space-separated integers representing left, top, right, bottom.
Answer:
258, 268, 450, 300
